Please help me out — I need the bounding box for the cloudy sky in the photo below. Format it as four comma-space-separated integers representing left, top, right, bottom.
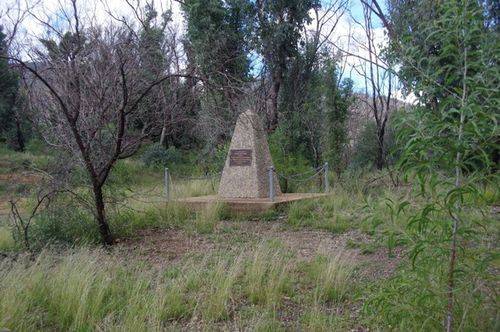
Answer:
1, 0, 404, 97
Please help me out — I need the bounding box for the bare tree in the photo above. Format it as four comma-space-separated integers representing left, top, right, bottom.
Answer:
350, 2, 396, 170
106, 0, 193, 148
4, 0, 192, 245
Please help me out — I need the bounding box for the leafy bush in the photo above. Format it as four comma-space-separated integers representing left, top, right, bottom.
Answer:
107, 159, 149, 188
350, 117, 399, 170
350, 121, 379, 169
141, 143, 182, 167
25, 139, 46, 155
362, 256, 496, 331
269, 130, 316, 193
30, 201, 100, 248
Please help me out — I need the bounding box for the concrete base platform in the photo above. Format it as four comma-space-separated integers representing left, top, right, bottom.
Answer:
176, 193, 328, 214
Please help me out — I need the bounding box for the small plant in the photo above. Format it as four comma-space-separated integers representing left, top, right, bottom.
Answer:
300, 307, 345, 331
244, 242, 293, 308
9, 188, 54, 251
199, 255, 242, 322
30, 198, 100, 248
311, 251, 354, 304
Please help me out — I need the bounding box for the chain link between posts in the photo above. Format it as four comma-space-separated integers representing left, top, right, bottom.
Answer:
274, 165, 326, 183
162, 162, 330, 202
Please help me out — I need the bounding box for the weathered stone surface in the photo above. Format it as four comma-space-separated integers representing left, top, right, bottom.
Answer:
218, 110, 281, 199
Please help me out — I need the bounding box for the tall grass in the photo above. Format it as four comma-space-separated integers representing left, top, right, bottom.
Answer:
0, 241, 359, 330
244, 242, 293, 308
311, 251, 354, 304
171, 178, 218, 198
287, 190, 359, 234
192, 202, 227, 234
0, 226, 15, 251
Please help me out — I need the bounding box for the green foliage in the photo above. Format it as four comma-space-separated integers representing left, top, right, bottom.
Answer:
0, 242, 356, 330
381, 2, 500, 327
30, 199, 100, 248
184, 0, 251, 82
198, 141, 229, 174
182, 0, 251, 106
279, 50, 354, 172
269, 127, 314, 192
351, 121, 379, 169
287, 197, 354, 234
141, 143, 182, 167
24, 139, 46, 155
323, 69, 354, 174
0, 26, 24, 150
255, 0, 319, 75
351, 115, 398, 170
363, 254, 497, 331
1, 165, 496, 329
0, 226, 15, 252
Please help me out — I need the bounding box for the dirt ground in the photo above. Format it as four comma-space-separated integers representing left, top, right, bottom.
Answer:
115, 216, 404, 281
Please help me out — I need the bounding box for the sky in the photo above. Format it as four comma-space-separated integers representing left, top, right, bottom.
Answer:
0, 0, 407, 100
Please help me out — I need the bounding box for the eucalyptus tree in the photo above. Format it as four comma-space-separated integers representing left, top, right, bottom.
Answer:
182, 0, 251, 110
270, 0, 351, 172
254, 0, 319, 130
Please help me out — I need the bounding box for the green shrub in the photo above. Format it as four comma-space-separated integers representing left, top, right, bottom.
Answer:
30, 203, 100, 248
141, 144, 182, 167
350, 121, 379, 169
350, 117, 399, 170
362, 257, 496, 331
269, 129, 316, 193
25, 139, 46, 154
107, 159, 150, 188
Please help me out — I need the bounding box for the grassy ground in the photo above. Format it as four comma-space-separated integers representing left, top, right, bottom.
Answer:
0, 145, 498, 330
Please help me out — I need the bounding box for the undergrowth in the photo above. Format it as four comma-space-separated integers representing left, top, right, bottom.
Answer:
0, 242, 356, 330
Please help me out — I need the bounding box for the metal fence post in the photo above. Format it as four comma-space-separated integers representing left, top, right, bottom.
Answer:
324, 162, 329, 192
164, 167, 170, 201
269, 166, 275, 202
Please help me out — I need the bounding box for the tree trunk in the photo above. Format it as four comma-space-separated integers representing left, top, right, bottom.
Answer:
446, 47, 468, 332
14, 117, 25, 152
268, 79, 280, 131
159, 125, 167, 147
92, 185, 113, 246
375, 128, 385, 170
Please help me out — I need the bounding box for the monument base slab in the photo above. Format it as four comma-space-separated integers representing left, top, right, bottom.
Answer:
176, 193, 328, 214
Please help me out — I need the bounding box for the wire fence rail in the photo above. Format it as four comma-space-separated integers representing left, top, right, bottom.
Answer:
162, 162, 330, 202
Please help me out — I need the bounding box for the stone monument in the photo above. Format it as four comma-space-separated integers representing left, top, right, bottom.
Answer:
218, 110, 281, 199
177, 109, 325, 213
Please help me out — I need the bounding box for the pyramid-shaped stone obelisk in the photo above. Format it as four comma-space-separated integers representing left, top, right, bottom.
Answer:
218, 110, 281, 199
